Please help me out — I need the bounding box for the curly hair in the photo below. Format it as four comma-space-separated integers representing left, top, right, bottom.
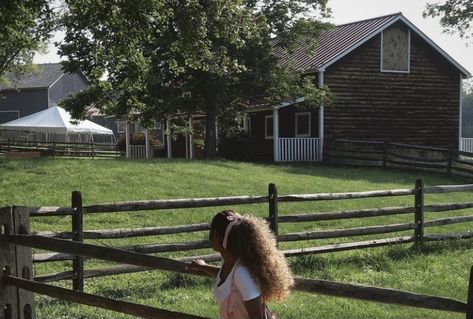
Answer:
211, 210, 294, 301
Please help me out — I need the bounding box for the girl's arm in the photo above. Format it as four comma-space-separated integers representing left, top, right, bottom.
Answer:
187, 259, 220, 278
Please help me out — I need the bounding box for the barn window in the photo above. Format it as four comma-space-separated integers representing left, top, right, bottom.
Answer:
265, 115, 273, 139
295, 112, 311, 137
116, 121, 126, 133
381, 24, 410, 73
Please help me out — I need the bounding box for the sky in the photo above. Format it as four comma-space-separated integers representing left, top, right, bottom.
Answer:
34, 0, 473, 76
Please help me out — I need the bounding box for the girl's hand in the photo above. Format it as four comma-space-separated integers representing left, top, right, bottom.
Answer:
186, 259, 207, 271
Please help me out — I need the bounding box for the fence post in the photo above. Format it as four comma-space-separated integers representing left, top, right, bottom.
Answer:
467, 265, 473, 319
7, 138, 11, 152
268, 183, 279, 244
12, 206, 35, 319
0, 206, 19, 319
414, 179, 424, 246
382, 139, 388, 169
72, 191, 84, 292
447, 147, 453, 177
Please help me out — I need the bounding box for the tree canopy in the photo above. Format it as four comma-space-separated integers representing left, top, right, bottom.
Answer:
0, 0, 54, 82
424, 0, 473, 39
58, 0, 332, 157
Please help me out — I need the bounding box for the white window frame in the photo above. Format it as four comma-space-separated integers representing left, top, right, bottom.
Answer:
116, 121, 126, 133
265, 115, 273, 140
295, 112, 311, 137
380, 28, 411, 74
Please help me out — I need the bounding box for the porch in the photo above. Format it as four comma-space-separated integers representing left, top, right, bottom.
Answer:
275, 137, 322, 162
271, 97, 324, 162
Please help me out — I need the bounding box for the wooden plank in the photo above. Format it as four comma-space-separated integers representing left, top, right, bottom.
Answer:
33, 240, 211, 263
268, 183, 279, 238
387, 142, 449, 152
283, 236, 415, 257
0, 206, 18, 319
278, 206, 414, 223
278, 222, 416, 242
293, 277, 466, 313
29, 207, 74, 217
5, 276, 209, 319
424, 184, 473, 194
84, 196, 268, 213
4, 235, 201, 276
32, 223, 211, 240
71, 191, 84, 292
467, 265, 473, 319
424, 215, 473, 228
386, 151, 447, 163
13, 207, 35, 319
424, 202, 473, 213
278, 188, 415, 203
424, 232, 473, 241
386, 159, 447, 170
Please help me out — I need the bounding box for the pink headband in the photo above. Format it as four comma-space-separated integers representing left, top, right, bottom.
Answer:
222, 216, 239, 249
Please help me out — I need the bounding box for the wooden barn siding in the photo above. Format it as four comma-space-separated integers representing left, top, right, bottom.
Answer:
323, 31, 460, 148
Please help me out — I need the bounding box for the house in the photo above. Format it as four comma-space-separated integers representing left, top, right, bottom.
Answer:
0, 63, 88, 124
243, 12, 471, 162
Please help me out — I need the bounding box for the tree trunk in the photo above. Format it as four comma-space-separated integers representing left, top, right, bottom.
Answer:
204, 94, 217, 158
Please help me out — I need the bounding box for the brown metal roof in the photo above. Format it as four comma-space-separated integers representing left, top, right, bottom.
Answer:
274, 13, 403, 73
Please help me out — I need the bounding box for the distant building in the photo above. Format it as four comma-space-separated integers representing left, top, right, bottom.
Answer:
0, 63, 88, 124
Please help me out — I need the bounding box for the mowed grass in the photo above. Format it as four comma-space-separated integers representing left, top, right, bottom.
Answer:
1, 157, 473, 319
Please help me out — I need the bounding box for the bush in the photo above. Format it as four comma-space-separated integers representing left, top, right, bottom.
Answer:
218, 131, 251, 161
116, 133, 146, 152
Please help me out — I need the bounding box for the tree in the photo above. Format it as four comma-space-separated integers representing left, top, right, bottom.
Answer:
424, 0, 473, 39
0, 0, 54, 82
58, 0, 331, 157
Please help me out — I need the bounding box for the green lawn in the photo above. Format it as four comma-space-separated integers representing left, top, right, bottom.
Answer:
1, 157, 472, 319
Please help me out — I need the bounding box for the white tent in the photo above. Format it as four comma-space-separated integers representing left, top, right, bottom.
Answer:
0, 106, 114, 143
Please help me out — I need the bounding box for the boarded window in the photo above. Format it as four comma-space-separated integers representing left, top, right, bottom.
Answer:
295, 112, 311, 137
265, 115, 273, 139
382, 25, 409, 72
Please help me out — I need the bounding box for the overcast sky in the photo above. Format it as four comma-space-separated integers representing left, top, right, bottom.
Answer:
34, 0, 473, 75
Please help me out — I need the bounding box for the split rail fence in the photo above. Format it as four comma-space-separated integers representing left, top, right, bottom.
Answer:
0, 139, 121, 158
2, 181, 473, 318
326, 138, 473, 179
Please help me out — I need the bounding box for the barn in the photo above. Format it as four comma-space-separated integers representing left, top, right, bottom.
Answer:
244, 12, 471, 162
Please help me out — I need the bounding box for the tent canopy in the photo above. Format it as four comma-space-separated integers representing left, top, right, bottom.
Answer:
0, 106, 113, 135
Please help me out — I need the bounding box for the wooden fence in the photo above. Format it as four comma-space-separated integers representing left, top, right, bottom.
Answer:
0, 139, 122, 158
1, 203, 473, 318
2, 181, 472, 317
326, 138, 473, 179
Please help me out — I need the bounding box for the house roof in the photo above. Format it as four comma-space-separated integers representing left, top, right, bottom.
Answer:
274, 12, 471, 77
0, 63, 66, 90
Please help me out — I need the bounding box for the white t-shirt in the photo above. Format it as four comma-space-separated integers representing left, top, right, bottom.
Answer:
213, 260, 261, 302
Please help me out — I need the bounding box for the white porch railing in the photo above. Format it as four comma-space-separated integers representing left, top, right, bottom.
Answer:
130, 145, 147, 159
460, 138, 473, 153
277, 138, 321, 162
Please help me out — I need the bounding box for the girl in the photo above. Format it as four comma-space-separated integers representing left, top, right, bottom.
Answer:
188, 210, 294, 319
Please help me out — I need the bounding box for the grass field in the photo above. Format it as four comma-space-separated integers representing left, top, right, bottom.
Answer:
1, 157, 473, 319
